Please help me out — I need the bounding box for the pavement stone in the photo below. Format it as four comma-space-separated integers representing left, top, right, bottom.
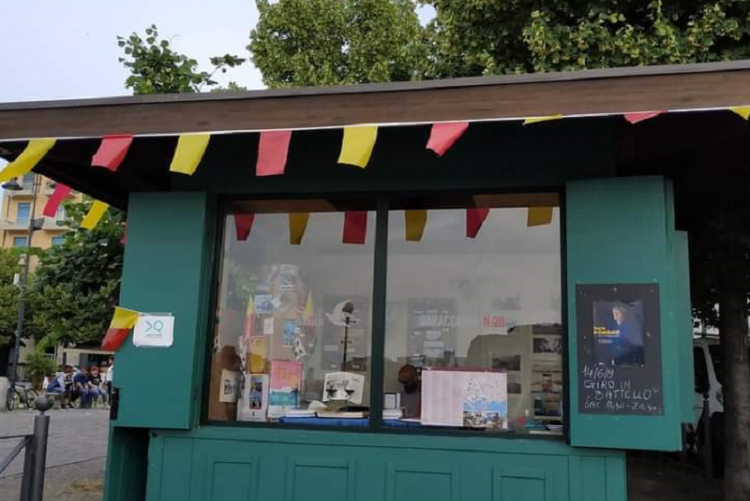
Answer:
0, 408, 109, 501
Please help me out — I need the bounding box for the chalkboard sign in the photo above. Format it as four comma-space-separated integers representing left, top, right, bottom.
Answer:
576, 284, 663, 416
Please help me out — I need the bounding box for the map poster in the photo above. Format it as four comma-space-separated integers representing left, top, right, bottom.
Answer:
421, 369, 508, 429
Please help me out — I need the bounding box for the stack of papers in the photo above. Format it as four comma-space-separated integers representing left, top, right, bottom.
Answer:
284, 409, 316, 418
383, 409, 403, 420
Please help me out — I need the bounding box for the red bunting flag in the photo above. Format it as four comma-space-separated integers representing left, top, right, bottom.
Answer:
92, 135, 133, 172
42, 183, 72, 218
466, 208, 490, 238
343, 211, 367, 244
256, 130, 292, 176
234, 213, 255, 241
426, 122, 469, 157
624, 111, 664, 124
120, 224, 128, 245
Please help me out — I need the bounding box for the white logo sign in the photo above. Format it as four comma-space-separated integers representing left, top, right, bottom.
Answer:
133, 314, 174, 348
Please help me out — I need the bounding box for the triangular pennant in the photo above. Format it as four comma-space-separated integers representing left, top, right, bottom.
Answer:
466, 208, 490, 238
338, 126, 378, 168
523, 115, 564, 125
0, 139, 56, 183
730, 106, 750, 120
256, 130, 292, 176
101, 307, 139, 351
405, 210, 427, 242
92, 135, 133, 172
234, 214, 255, 241
303, 292, 315, 325
343, 211, 367, 244
289, 213, 310, 245
527, 207, 554, 227
81, 201, 109, 230
624, 111, 664, 124
169, 134, 210, 175
426, 122, 469, 157
120, 223, 128, 245
42, 183, 72, 218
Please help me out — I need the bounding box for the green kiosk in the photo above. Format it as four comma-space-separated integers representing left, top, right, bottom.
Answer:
2, 60, 749, 501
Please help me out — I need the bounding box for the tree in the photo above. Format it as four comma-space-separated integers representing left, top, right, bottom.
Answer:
425, 0, 750, 77
118, 24, 246, 94
27, 200, 125, 349
249, 0, 428, 88
0, 249, 23, 347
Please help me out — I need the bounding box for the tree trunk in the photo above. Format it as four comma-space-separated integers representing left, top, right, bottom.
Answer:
718, 280, 750, 501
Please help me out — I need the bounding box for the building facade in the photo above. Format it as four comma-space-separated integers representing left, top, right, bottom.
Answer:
0, 173, 82, 250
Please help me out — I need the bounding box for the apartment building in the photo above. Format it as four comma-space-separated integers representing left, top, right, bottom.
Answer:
0, 173, 82, 250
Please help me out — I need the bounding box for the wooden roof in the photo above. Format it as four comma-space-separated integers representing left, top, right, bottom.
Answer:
0, 60, 749, 211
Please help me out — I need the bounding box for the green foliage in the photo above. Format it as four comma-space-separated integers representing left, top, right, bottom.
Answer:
27, 199, 125, 348
118, 24, 245, 94
0, 249, 22, 347
249, 0, 429, 88
24, 352, 57, 390
424, 0, 750, 76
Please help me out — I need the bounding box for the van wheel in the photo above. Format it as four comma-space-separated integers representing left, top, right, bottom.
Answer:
710, 413, 724, 479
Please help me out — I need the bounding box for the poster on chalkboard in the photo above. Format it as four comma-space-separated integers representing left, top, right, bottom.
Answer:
576, 284, 663, 416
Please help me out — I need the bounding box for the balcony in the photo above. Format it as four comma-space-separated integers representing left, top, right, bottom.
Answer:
4, 186, 34, 197
42, 219, 70, 231
0, 219, 29, 231
0, 219, 70, 232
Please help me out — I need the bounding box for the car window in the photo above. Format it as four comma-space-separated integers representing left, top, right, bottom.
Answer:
708, 345, 723, 386
694, 346, 710, 393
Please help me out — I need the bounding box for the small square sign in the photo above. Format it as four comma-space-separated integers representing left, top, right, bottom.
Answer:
133, 314, 174, 348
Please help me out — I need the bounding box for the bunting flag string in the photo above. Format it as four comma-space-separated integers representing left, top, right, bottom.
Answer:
242, 295, 255, 339
289, 213, 310, 245
42, 183, 72, 218
92, 135, 133, 171
624, 111, 664, 124
256, 130, 292, 176
466, 208, 490, 238
338, 126, 378, 168
170, 134, 210, 175
234, 213, 255, 241
102, 307, 139, 350
81, 200, 109, 230
0, 139, 56, 183
524, 115, 564, 125
527, 207, 554, 227
405, 210, 428, 242
343, 211, 367, 244
730, 106, 750, 120
426, 122, 469, 157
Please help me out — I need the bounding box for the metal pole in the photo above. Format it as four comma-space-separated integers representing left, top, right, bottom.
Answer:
29, 402, 50, 501
19, 436, 33, 501
9, 174, 40, 389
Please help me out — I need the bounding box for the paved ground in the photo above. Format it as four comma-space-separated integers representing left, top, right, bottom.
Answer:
0, 408, 108, 501
0, 408, 725, 501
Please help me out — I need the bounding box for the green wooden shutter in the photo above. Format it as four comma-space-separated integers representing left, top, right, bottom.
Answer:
566, 176, 689, 451
113, 192, 213, 429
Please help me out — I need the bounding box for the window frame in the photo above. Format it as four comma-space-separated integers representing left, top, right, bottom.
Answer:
13, 236, 29, 248
16, 202, 31, 225
201, 188, 568, 440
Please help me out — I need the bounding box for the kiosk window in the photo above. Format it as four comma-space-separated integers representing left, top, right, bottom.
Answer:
382, 194, 563, 433
207, 199, 375, 425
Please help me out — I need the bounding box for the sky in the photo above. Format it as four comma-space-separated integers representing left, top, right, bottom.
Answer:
0, 0, 436, 103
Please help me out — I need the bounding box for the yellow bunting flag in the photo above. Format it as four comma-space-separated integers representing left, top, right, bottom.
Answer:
405, 210, 428, 242
338, 126, 378, 168
523, 115, 564, 125
81, 201, 109, 230
527, 207, 554, 227
303, 292, 315, 326
730, 106, 750, 120
0, 139, 56, 183
101, 307, 139, 351
169, 134, 211, 175
289, 213, 310, 245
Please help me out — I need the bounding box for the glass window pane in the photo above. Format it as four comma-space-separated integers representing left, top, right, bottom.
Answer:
16, 203, 31, 224
52, 236, 65, 246
383, 194, 562, 435
55, 206, 66, 222
21, 174, 34, 190
14, 236, 28, 247
208, 199, 375, 426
